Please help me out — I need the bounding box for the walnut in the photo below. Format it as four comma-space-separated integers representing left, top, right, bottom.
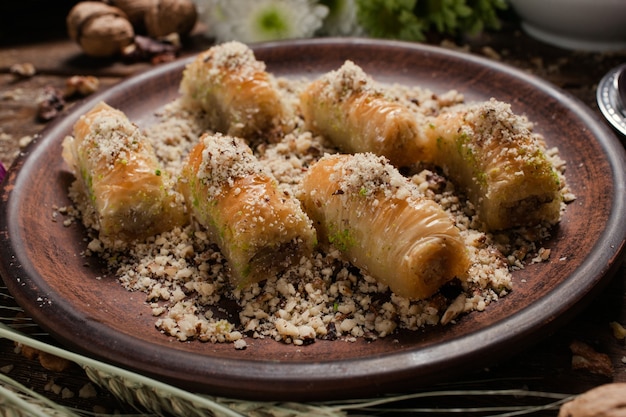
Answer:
66, 2, 135, 57
64, 75, 100, 98
143, 0, 198, 38
569, 340, 614, 377
558, 383, 626, 417
109, 0, 197, 38
17, 343, 72, 372
609, 321, 626, 340
38, 351, 73, 372
107, 0, 152, 30
10, 62, 36, 78
19, 344, 40, 360
37, 86, 66, 122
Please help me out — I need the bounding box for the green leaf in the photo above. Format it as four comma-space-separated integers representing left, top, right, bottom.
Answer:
355, 0, 507, 40
459, 0, 508, 34
355, 0, 427, 41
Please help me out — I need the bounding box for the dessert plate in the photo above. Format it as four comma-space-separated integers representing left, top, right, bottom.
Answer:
1, 38, 625, 401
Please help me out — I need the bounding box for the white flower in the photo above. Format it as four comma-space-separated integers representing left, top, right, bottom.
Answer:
195, 0, 329, 43
318, 0, 363, 36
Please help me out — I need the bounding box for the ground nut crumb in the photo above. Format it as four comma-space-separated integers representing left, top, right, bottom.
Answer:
65, 69, 570, 348
610, 321, 626, 340
78, 383, 98, 399
61, 387, 75, 399
233, 339, 247, 350
569, 340, 614, 377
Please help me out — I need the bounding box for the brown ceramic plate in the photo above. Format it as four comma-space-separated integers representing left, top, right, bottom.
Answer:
1, 39, 625, 401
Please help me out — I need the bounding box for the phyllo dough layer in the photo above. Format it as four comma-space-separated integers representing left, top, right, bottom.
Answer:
300, 153, 469, 300
300, 60, 428, 168
423, 99, 562, 231
180, 41, 289, 143
180, 133, 317, 288
62, 102, 185, 247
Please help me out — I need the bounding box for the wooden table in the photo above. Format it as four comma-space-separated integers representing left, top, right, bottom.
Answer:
1, 6, 625, 415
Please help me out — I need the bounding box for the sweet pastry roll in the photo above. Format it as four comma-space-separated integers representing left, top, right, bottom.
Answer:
62, 101, 186, 247
299, 60, 428, 167
179, 41, 289, 143
180, 133, 316, 288
423, 99, 562, 231
299, 152, 469, 300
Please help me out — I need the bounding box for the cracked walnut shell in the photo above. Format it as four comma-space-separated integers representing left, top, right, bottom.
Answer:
67, 1, 135, 57
144, 0, 197, 38
109, 0, 197, 38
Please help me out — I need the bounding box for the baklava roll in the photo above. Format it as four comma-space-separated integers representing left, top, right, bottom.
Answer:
300, 153, 469, 300
179, 41, 289, 142
299, 60, 428, 167
423, 99, 562, 231
62, 102, 185, 246
180, 133, 316, 288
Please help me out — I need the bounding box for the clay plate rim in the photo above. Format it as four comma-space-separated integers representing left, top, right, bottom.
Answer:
1, 38, 625, 401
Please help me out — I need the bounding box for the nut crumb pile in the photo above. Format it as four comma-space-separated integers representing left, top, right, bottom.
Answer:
63, 68, 572, 349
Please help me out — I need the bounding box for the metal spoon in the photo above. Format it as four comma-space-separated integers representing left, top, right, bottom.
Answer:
616, 64, 626, 111
597, 64, 626, 137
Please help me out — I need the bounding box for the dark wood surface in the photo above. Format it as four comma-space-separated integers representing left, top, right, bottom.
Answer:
1, 6, 625, 415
